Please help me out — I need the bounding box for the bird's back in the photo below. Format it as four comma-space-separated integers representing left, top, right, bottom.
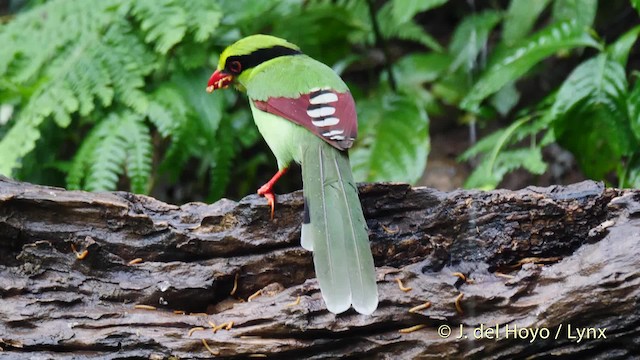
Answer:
246, 55, 349, 101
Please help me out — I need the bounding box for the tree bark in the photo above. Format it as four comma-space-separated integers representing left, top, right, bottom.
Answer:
0, 176, 638, 359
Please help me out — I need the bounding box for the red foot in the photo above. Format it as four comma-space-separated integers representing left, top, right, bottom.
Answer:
257, 168, 288, 220
260, 191, 276, 220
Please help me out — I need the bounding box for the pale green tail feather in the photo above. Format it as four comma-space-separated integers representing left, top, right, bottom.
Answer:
301, 197, 313, 250
302, 142, 378, 315
303, 144, 350, 313
332, 149, 378, 315
300, 223, 314, 251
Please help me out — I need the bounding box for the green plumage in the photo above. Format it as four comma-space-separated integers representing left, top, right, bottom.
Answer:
246, 55, 348, 100
214, 34, 378, 315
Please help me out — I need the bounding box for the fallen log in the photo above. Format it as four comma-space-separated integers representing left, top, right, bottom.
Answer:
0, 176, 638, 359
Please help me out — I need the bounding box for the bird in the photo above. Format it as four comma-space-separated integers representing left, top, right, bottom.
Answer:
206, 34, 378, 315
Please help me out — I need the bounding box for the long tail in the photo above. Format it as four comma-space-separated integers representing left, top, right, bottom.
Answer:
301, 142, 378, 315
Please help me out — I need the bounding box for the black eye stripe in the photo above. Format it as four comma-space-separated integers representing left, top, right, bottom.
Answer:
224, 45, 302, 75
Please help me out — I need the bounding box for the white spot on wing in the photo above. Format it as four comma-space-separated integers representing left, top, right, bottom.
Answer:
330, 135, 345, 140
312, 117, 340, 127
310, 92, 338, 104
322, 130, 344, 136
307, 107, 335, 118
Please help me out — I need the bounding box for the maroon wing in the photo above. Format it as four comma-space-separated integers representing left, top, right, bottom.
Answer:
252, 88, 357, 151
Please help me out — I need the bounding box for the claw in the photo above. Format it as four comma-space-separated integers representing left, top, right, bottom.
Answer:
261, 191, 276, 220
257, 183, 275, 219
257, 168, 288, 220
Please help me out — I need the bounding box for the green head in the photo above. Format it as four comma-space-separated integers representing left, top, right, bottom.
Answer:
206, 35, 301, 93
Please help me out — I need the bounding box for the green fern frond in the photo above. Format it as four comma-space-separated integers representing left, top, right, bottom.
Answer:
99, 19, 155, 114
502, 0, 551, 45
131, 0, 188, 54
390, 0, 448, 23
459, 128, 508, 162
629, 77, 640, 142
459, 100, 557, 190
552, 0, 597, 29
449, 10, 502, 72
161, 115, 199, 179
79, 112, 152, 193
378, 2, 443, 52
0, 112, 44, 176
160, 72, 227, 178
607, 25, 640, 67
66, 124, 105, 190
0, 0, 118, 83
464, 148, 546, 190
351, 92, 430, 183
551, 54, 635, 178
0, 1, 157, 176
121, 114, 153, 194
130, 0, 221, 54
550, 54, 628, 121
85, 113, 129, 192
0, 0, 223, 180
147, 85, 190, 137
460, 19, 601, 112
182, 0, 223, 42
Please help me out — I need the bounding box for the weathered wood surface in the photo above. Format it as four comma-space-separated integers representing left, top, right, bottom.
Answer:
0, 176, 638, 359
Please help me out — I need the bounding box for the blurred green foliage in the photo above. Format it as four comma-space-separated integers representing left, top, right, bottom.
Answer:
0, 0, 639, 203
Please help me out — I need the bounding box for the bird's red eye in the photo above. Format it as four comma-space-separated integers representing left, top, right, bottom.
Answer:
229, 60, 242, 74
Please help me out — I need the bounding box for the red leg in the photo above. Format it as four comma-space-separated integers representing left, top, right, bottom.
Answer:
257, 168, 288, 219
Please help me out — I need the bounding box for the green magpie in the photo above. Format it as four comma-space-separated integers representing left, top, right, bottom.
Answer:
206, 34, 378, 315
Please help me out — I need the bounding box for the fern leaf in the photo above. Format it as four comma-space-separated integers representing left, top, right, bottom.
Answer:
550, 54, 627, 121
351, 93, 430, 183
378, 2, 443, 52
449, 10, 502, 72
0, 2, 155, 175
464, 148, 546, 190
183, 0, 223, 42
607, 25, 640, 67
132, 0, 187, 54
66, 124, 105, 190
0, 111, 44, 176
130, 0, 221, 54
460, 20, 601, 112
161, 117, 199, 180
85, 114, 128, 192
0, 0, 119, 83
121, 114, 153, 194
100, 20, 154, 114
390, 0, 448, 23
621, 154, 640, 188
172, 71, 225, 136
161, 71, 227, 181
555, 106, 634, 179
459, 128, 508, 162
148, 85, 190, 138
552, 0, 597, 29
629, 77, 640, 142
502, 0, 551, 45
551, 54, 635, 178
